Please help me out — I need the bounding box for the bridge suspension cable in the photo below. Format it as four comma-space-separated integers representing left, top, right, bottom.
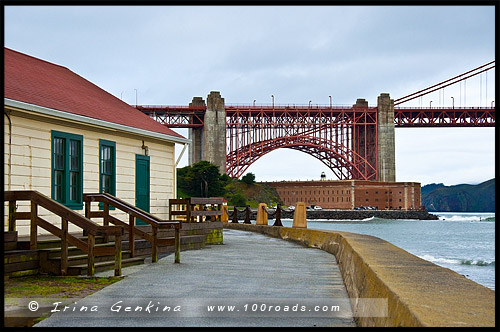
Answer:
394, 61, 495, 106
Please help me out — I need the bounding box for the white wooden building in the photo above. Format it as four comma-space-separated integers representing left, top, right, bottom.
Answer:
4, 47, 189, 235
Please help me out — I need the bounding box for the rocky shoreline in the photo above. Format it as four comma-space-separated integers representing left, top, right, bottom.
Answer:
229, 208, 439, 221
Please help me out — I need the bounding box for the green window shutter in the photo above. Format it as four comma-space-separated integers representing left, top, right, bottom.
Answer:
51, 131, 83, 210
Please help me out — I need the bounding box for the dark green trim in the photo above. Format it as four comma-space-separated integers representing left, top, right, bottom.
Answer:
51, 130, 83, 210
99, 139, 116, 210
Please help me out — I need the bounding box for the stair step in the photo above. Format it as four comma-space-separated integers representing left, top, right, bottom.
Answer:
43, 242, 116, 259
17, 236, 107, 250
4, 231, 18, 251
5, 250, 40, 275
67, 257, 146, 276
122, 235, 205, 249
49, 251, 133, 266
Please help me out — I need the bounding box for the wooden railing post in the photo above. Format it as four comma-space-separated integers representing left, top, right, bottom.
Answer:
83, 199, 91, 236
114, 234, 122, 276
8, 200, 16, 232
30, 202, 38, 250
175, 227, 180, 264
186, 199, 192, 223
216, 203, 222, 222
103, 201, 109, 243
88, 234, 95, 276
129, 214, 135, 257
152, 226, 158, 263
61, 217, 68, 276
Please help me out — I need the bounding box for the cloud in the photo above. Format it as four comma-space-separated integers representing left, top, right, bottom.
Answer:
4, 5, 495, 185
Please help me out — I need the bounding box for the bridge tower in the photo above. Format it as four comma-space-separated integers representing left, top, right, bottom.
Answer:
377, 93, 396, 182
188, 91, 226, 173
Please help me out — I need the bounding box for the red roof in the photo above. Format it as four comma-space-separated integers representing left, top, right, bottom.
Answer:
4, 47, 185, 139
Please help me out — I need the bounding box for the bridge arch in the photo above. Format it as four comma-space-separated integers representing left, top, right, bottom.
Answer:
226, 135, 378, 180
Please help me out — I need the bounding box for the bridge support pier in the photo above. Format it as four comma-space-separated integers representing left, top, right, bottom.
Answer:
353, 98, 377, 180
188, 91, 227, 174
188, 97, 205, 165
377, 93, 396, 182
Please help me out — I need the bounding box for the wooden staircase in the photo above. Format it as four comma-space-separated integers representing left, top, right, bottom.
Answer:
4, 223, 216, 278
4, 191, 181, 277
4, 232, 144, 277
4, 191, 223, 278
26, 237, 145, 276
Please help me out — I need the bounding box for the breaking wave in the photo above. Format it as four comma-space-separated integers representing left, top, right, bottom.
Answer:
419, 254, 495, 267
438, 215, 495, 222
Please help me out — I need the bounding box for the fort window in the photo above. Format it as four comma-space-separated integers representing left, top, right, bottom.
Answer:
51, 130, 83, 209
99, 139, 116, 198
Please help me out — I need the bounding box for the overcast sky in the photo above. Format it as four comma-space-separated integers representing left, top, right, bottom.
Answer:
4, 5, 495, 186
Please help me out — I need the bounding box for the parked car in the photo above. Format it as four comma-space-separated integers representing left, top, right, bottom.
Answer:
314, 205, 322, 210
306, 206, 314, 211
288, 205, 295, 211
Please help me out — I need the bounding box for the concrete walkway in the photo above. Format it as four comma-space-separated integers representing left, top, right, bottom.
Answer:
35, 229, 355, 327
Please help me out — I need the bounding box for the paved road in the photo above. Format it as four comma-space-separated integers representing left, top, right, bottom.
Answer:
35, 229, 355, 327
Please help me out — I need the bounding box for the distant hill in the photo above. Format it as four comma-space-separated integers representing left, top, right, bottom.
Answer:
421, 179, 495, 212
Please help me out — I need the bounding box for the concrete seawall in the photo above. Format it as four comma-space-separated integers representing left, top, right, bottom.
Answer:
223, 223, 495, 327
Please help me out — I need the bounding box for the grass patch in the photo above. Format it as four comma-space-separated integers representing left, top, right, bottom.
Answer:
4, 275, 123, 327
5, 275, 122, 298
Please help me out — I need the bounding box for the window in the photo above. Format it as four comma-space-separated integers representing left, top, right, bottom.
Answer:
51, 131, 83, 209
99, 140, 116, 195
99, 140, 116, 209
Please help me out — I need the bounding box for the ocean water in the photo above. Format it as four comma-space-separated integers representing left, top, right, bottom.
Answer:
277, 212, 495, 290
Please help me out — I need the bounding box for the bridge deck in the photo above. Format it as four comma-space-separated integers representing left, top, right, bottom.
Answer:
35, 229, 355, 327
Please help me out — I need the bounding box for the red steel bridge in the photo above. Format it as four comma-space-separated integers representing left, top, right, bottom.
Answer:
136, 61, 495, 180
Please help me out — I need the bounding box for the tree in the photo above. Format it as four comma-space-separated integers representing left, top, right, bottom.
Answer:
241, 172, 256, 185
228, 192, 247, 207
219, 173, 232, 187
177, 161, 226, 198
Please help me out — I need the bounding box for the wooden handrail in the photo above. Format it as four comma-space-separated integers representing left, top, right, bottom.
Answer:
84, 193, 180, 229
169, 197, 223, 223
4, 190, 123, 277
83, 193, 181, 264
5, 191, 122, 236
